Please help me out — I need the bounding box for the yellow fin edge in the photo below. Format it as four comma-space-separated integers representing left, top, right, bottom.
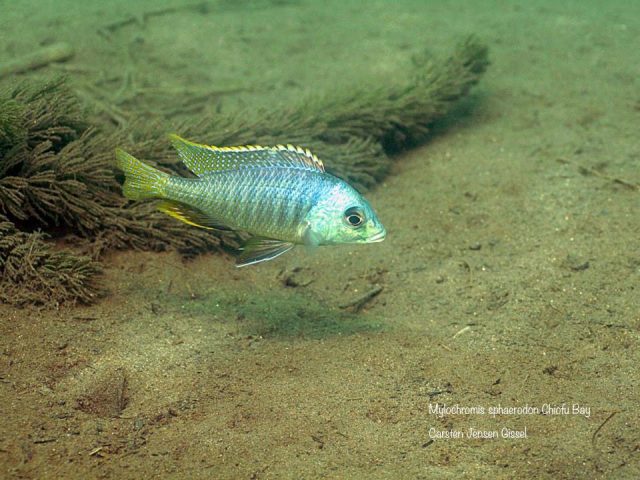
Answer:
167, 133, 323, 168
157, 200, 214, 230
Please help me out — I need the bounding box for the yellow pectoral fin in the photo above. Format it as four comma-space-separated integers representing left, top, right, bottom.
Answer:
157, 200, 232, 231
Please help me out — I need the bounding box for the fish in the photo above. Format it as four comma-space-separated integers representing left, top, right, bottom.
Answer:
115, 134, 386, 267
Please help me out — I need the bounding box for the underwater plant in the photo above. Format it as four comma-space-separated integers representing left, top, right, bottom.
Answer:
0, 80, 225, 253
0, 36, 488, 306
0, 214, 102, 306
165, 36, 489, 191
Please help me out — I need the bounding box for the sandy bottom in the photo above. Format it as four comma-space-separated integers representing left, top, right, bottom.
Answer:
1, 1, 639, 478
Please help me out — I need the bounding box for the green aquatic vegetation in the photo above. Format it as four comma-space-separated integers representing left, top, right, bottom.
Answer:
0, 80, 224, 305
0, 215, 102, 306
0, 80, 224, 252
0, 36, 488, 306
173, 36, 489, 190
0, 99, 25, 149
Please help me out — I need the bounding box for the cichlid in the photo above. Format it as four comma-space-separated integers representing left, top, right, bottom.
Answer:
115, 134, 386, 267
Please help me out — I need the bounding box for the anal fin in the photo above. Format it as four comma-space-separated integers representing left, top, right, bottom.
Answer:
236, 236, 294, 267
157, 200, 232, 231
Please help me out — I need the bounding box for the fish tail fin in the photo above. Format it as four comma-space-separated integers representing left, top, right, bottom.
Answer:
115, 148, 169, 200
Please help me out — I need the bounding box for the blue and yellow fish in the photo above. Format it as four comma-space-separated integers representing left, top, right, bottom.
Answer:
115, 135, 386, 266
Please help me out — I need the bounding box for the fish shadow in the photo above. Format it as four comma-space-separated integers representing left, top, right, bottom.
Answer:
189, 290, 386, 339
428, 91, 488, 136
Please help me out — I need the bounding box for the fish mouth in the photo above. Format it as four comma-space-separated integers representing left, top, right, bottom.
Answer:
367, 228, 387, 243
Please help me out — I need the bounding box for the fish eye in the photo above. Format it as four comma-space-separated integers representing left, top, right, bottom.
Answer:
344, 207, 364, 227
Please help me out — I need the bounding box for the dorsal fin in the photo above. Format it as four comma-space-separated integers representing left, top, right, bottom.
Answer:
168, 134, 324, 176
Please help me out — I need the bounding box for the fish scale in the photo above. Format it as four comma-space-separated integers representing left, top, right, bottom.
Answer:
115, 134, 385, 266
165, 168, 328, 242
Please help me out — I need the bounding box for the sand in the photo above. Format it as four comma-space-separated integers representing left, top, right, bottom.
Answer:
1, 0, 639, 478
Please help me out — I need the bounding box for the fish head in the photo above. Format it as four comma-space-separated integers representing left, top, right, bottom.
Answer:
303, 182, 386, 246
